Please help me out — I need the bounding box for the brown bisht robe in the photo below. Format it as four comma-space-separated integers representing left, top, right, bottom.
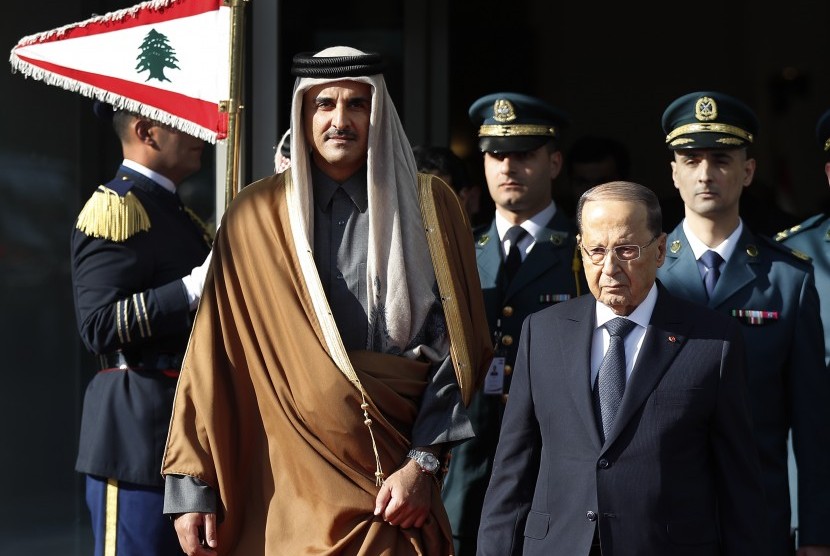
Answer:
162, 171, 491, 555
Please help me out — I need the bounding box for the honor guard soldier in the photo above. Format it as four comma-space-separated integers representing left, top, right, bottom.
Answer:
655, 91, 830, 555
776, 108, 830, 370
71, 103, 212, 556
441, 91, 587, 556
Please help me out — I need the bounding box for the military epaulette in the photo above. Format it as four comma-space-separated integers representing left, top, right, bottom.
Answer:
75, 185, 151, 242
774, 213, 826, 241
789, 248, 812, 262
759, 234, 812, 263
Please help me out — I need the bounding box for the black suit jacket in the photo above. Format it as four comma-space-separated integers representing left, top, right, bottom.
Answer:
477, 284, 768, 556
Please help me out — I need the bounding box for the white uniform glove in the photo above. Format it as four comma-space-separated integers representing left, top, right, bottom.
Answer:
181, 250, 213, 310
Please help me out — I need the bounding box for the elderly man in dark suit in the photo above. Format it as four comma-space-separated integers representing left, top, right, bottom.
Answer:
477, 181, 767, 556
657, 91, 830, 555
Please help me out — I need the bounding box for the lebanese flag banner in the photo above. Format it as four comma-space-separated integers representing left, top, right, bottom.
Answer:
9, 0, 231, 143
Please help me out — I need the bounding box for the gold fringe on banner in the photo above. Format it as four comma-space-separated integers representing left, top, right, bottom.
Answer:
75, 186, 151, 242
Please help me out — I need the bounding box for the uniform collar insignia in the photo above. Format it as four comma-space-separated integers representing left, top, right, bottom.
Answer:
670, 240, 682, 253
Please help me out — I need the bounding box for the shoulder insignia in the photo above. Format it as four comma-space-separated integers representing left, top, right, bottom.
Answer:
775, 213, 827, 241
789, 248, 811, 262
774, 226, 796, 241
759, 234, 813, 263
75, 185, 151, 242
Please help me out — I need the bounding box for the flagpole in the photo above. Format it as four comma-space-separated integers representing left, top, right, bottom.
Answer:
223, 0, 248, 210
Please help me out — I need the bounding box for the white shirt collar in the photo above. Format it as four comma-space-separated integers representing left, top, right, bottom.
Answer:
594, 282, 658, 332
122, 159, 177, 194
495, 201, 557, 244
682, 218, 743, 263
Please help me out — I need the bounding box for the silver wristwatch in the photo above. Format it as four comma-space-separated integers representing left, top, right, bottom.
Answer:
406, 449, 440, 475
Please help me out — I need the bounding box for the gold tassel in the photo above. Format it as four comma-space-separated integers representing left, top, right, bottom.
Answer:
183, 206, 215, 245
360, 397, 385, 486
76, 186, 151, 242
572, 243, 583, 297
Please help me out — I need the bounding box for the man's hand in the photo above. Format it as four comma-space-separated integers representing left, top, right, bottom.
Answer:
373, 459, 434, 528
173, 512, 218, 555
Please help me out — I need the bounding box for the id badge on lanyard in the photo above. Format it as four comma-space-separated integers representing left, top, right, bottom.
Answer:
484, 318, 506, 395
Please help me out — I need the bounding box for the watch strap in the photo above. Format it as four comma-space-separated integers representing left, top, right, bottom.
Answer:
406, 449, 439, 474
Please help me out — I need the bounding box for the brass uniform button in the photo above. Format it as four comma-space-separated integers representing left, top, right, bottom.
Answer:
504, 364, 513, 376
502, 305, 514, 318
501, 334, 514, 346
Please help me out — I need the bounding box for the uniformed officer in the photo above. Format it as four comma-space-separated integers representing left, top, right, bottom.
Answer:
655, 91, 830, 555
776, 108, 830, 369
441, 91, 587, 556
71, 103, 213, 555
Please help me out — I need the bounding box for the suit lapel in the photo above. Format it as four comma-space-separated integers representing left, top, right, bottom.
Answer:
475, 220, 502, 289
561, 296, 605, 448
604, 287, 688, 448
709, 228, 761, 307
661, 228, 708, 304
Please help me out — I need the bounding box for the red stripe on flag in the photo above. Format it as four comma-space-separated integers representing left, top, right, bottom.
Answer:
17, 54, 227, 139
16, 0, 223, 45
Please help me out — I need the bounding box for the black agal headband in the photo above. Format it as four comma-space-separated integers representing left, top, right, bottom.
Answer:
290, 51, 385, 78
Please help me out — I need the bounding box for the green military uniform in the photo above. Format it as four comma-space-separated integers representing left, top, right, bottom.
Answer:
441, 92, 587, 556
776, 107, 830, 370
776, 214, 830, 367
657, 91, 830, 553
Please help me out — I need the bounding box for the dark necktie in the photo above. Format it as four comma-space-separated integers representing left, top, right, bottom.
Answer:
698, 250, 723, 299
503, 226, 528, 284
594, 317, 637, 443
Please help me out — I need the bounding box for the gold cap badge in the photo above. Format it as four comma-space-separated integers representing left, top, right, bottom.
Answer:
695, 96, 718, 122
492, 99, 517, 123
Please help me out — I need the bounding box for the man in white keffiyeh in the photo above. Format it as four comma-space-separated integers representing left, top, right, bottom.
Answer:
161, 46, 491, 555
287, 46, 443, 361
